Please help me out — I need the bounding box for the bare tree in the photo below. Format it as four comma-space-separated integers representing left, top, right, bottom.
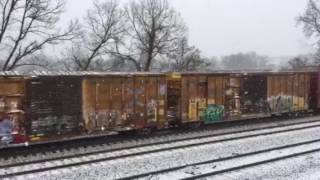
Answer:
297, 0, 320, 65
297, 0, 320, 38
112, 0, 187, 72
168, 37, 207, 72
287, 56, 309, 69
65, 0, 125, 71
0, 0, 78, 71
221, 52, 269, 70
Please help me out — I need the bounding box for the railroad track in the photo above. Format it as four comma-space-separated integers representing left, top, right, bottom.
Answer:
1, 117, 320, 179
0, 115, 319, 167
124, 139, 320, 180
0, 114, 312, 157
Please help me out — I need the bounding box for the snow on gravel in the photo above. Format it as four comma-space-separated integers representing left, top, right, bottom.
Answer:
12, 124, 320, 180
211, 151, 320, 180
154, 141, 320, 179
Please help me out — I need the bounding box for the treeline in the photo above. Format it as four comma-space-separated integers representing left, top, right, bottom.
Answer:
0, 0, 206, 72
0, 0, 319, 72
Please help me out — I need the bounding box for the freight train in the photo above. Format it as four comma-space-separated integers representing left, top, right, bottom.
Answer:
0, 70, 319, 147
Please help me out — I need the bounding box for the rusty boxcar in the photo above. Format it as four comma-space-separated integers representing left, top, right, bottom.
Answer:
82, 73, 168, 133
168, 71, 317, 125
0, 72, 168, 145
167, 72, 269, 124
26, 75, 83, 142
0, 69, 319, 147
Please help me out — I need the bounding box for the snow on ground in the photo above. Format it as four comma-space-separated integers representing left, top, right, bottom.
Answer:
14, 125, 320, 180
211, 151, 320, 180
154, 141, 320, 179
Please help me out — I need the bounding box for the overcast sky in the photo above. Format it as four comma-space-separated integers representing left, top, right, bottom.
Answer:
63, 0, 313, 58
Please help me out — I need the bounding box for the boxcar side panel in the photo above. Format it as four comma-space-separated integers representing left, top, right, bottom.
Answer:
227, 76, 241, 116
96, 78, 111, 129
181, 77, 188, 122
134, 76, 147, 128
82, 78, 96, 132
239, 75, 268, 116
82, 75, 167, 132
0, 77, 27, 144
305, 74, 310, 110
110, 77, 123, 127
28, 76, 83, 141
318, 71, 320, 109
309, 73, 318, 110
181, 75, 208, 123
205, 75, 227, 123
267, 73, 311, 114
287, 75, 294, 112
293, 74, 299, 111
157, 77, 167, 128
123, 77, 135, 128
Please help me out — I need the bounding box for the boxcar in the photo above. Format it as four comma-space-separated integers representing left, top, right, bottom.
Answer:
0, 73, 84, 145
167, 72, 269, 124
26, 75, 83, 142
82, 73, 168, 133
167, 71, 317, 125
0, 69, 319, 147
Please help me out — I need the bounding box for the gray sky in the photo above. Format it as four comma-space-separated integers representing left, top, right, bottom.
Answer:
63, 0, 314, 57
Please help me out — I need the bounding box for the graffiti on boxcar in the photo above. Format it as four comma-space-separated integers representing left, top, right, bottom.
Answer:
132, 88, 144, 107
268, 95, 307, 112
188, 98, 208, 120
242, 98, 269, 114
201, 104, 224, 124
0, 113, 13, 144
31, 115, 80, 136
88, 110, 124, 130
0, 98, 5, 112
147, 99, 157, 123
159, 85, 166, 96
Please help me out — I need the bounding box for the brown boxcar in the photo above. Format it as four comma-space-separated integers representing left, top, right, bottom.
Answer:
175, 73, 231, 123
1, 70, 318, 147
82, 73, 167, 133
171, 71, 315, 125
167, 73, 236, 124
26, 75, 83, 142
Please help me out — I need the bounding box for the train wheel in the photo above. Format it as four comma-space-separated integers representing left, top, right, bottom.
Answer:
192, 122, 202, 129
138, 127, 153, 135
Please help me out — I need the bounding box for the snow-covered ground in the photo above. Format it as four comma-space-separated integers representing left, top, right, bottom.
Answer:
7, 119, 320, 180
2, 118, 320, 177
211, 152, 320, 180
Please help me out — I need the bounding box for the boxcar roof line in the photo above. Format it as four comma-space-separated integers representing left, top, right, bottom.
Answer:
0, 68, 318, 77
0, 71, 165, 77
